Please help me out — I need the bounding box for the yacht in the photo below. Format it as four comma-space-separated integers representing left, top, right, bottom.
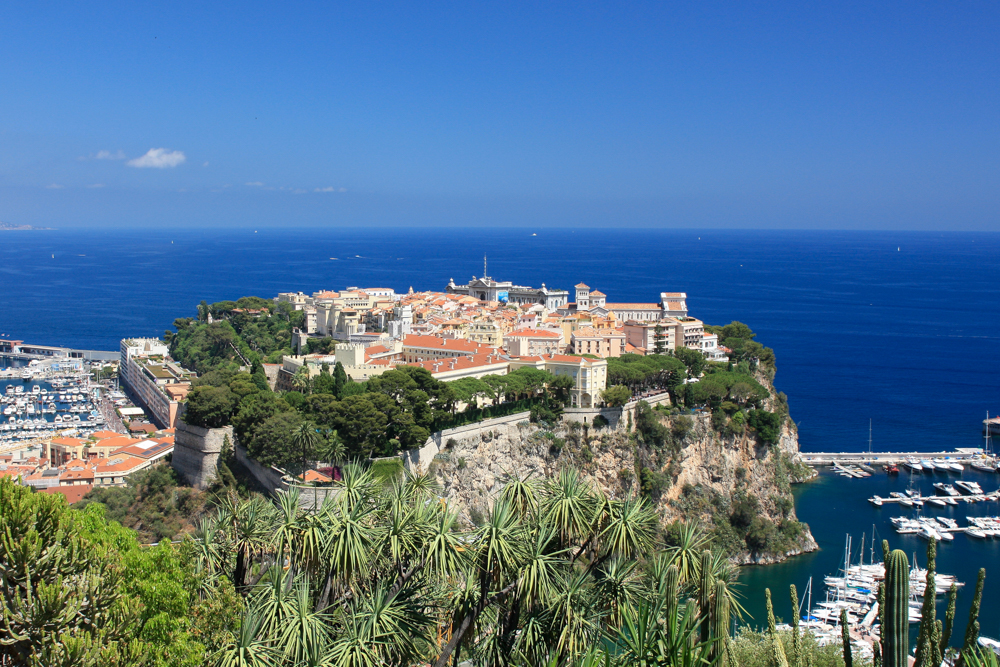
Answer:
934, 482, 959, 496
956, 481, 984, 495
921, 460, 937, 471
904, 458, 924, 472
926, 497, 947, 507
869, 496, 884, 506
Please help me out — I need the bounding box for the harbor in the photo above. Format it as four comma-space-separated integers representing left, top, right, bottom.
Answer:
0, 355, 136, 458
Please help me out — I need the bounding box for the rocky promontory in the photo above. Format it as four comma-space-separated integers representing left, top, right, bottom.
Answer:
427, 376, 817, 566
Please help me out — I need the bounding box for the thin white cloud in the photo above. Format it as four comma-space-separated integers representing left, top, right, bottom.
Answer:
246, 181, 264, 187
96, 150, 126, 160
86, 183, 105, 188
315, 186, 348, 192
127, 148, 186, 168
46, 183, 64, 189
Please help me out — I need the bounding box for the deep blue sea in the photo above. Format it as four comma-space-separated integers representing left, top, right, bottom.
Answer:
1, 227, 998, 636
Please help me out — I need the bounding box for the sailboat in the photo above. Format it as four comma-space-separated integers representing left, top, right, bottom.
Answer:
859, 420, 876, 472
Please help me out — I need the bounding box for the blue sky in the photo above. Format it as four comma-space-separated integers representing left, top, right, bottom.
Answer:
2, 2, 998, 229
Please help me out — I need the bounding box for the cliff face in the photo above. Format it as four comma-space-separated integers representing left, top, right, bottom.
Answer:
429, 389, 817, 565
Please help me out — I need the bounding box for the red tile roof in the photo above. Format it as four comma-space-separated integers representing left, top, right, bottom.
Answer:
41, 484, 93, 504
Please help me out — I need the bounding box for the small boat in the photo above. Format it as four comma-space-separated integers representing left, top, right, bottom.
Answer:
967, 528, 988, 539
972, 461, 998, 473
921, 460, 937, 471
927, 497, 947, 507
904, 458, 924, 473
934, 483, 959, 496
870, 496, 884, 506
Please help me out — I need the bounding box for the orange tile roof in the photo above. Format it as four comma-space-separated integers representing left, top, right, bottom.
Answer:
91, 430, 121, 440
302, 469, 333, 483
403, 353, 509, 375
90, 435, 142, 451
95, 455, 147, 474
402, 334, 497, 354
589, 290, 606, 297
50, 437, 84, 447
575, 283, 590, 288
41, 484, 93, 504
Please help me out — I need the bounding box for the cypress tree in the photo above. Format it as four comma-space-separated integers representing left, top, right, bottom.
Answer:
841, 609, 854, 667
789, 584, 801, 667
959, 568, 986, 666
941, 583, 958, 655
873, 639, 882, 667
914, 538, 937, 667
333, 361, 348, 398
766, 588, 789, 667
712, 580, 731, 667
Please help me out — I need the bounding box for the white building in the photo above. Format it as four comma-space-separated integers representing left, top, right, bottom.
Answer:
119, 338, 194, 429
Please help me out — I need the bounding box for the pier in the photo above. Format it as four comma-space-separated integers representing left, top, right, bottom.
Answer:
800, 449, 984, 465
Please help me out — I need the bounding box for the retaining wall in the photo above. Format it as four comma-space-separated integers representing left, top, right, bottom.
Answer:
172, 422, 233, 489
404, 411, 532, 472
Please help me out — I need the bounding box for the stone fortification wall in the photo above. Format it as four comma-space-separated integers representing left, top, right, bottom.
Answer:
234, 444, 338, 510
172, 422, 233, 490
404, 411, 532, 473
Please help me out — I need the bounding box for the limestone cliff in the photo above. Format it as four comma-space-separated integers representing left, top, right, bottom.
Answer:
428, 390, 817, 565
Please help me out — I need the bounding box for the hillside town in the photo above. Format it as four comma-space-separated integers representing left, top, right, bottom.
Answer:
0, 272, 730, 500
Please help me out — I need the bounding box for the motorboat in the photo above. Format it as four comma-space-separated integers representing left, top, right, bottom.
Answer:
956, 481, 984, 495
936, 517, 958, 529
927, 497, 947, 507
967, 528, 988, 539
934, 482, 959, 496
904, 458, 924, 472
918, 524, 941, 541
870, 496, 884, 506
972, 461, 998, 473
921, 460, 937, 471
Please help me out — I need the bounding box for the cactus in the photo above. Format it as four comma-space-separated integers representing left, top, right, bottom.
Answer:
699, 550, 714, 644
960, 568, 986, 665
711, 580, 731, 667
664, 564, 680, 628
883, 549, 910, 667
766, 588, 789, 667
882, 539, 890, 564
915, 538, 937, 667
841, 609, 854, 667
789, 584, 801, 667
941, 583, 958, 654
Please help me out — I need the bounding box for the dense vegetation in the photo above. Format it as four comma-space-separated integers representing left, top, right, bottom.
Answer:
6, 473, 994, 667
74, 465, 210, 543
0, 476, 240, 666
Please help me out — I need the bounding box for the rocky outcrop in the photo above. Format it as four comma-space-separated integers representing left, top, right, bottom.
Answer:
428, 390, 817, 565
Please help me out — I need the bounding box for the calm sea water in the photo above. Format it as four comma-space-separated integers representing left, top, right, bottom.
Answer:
1, 227, 998, 635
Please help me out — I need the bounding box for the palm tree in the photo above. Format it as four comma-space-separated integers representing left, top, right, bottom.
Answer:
666, 522, 711, 584
291, 421, 322, 476
292, 366, 312, 394
220, 492, 277, 593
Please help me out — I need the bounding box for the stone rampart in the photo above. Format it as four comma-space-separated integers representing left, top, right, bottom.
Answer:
403, 411, 532, 473
172, 421, 233, 489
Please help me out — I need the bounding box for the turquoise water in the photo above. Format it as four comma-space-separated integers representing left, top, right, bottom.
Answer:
738, 469, 1000, 641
